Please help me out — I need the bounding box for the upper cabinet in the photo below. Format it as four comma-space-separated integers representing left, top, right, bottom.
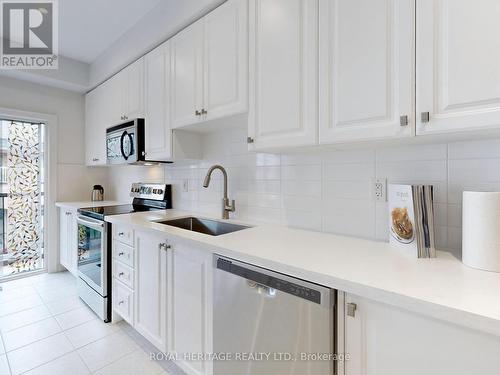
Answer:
319, 0, 415, 144
144, 41, 172, 160
170, 19, 204, 128
85, 58, 145, 166
416, 0, 500, 135
247, 0, 319, 150
108, 58, 145, 124
85, 84, 107, 166
170, 0, 248, 129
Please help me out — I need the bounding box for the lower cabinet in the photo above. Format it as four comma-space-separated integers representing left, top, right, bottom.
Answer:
112, 228, 213, 375
344, 293, 500, 375
134, 230, 169, 353
59, 207, 78, 276
168, 237, 213, 375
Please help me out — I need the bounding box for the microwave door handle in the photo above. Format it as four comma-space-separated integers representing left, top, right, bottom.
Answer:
120, 131, 129, 160
120, 131, 134, 160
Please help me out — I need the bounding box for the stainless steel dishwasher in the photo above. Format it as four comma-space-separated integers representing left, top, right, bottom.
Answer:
213, 255, 336, 375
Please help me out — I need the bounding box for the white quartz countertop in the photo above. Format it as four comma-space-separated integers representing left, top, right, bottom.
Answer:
105, 209, 500, 336
56, 201, 127, 210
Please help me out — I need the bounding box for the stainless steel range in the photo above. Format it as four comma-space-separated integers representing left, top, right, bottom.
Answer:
76, 183, 172, 322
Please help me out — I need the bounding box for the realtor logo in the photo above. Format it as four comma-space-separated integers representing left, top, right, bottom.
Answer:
1, 0, 58, 69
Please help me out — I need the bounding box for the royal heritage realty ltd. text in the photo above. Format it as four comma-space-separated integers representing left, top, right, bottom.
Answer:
150, 352, 351, 362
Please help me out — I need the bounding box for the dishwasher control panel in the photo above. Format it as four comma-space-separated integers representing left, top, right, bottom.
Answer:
216, 257, 322, 304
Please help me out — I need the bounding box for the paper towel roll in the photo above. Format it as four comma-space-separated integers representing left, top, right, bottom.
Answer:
462, 191, 500, 272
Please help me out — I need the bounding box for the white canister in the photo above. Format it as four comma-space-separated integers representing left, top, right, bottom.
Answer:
462, 191, 500, 272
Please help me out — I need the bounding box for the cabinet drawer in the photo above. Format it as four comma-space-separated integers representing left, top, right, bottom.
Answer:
113, 224, 134, 246
113, 241, 134, 267
113, 261, 134, 289
113, 279, 134, 324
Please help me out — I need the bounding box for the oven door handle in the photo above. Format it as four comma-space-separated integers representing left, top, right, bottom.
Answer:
77, 216, 104, 229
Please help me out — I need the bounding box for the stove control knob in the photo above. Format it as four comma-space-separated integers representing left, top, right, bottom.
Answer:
158, 189, 164, 195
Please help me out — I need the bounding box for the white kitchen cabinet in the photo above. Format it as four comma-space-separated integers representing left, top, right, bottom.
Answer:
247, 0, 318, 150
59, 208, 77, 276
84, 86, 107, 166
134, 230, 169, 352
203, 0, 248, 122
171, 0, 248, 129
102, 58, 145, 125
144, 41, 173, 160
121, 58, 145, 121
170, 19, 204, 128
416, 0, 500, 135
168, 239, 213, 375
344, 293, 500, 375
319, 0, 415, 144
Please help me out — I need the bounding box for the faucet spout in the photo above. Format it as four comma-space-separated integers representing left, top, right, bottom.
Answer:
203, 165, 235, 219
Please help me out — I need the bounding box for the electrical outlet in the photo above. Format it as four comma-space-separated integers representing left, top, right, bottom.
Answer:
373, 178, 387, 202
182, 179, 189, 193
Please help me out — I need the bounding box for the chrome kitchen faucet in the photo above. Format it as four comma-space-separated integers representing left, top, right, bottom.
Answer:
203, 165, 235, 219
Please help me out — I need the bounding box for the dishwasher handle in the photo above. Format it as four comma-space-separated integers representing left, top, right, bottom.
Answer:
215, 255, 334, 307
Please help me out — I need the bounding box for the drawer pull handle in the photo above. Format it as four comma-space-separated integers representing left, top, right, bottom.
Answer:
118, 232, 125, 236
118, 300, 124, 305
119, 272, 124, 277
118, 252, 124, 256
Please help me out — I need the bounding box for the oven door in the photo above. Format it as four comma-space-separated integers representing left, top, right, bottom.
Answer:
77, 215, 107, 297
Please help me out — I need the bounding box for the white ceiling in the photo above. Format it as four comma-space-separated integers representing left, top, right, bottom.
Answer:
59, 0, 163, 63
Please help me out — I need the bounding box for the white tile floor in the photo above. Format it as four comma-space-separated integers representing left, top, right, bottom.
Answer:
0, 272, 177, 375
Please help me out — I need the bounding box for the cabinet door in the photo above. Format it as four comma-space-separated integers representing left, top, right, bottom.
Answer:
319, 0, 415, 143
84, 88, 107, 166
168, 240, 212, 375
170, 19, 204, 128
248, 0, 318, 150
67, 210, 78, 275
144, 42, 172, 160
59, 209, 69, 269
123, 58, 145, 119
203, 0, 248, 121
344, 294, 500, 375
134, 230, 168, 352
104, 74, 126, 125
416, 0, 500, 135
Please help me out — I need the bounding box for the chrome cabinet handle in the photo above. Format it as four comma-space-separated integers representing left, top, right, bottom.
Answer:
346, 302, 357, 317
118, 272, 124, 277
118, 232, 125, 236
201, 108, 207, 115
159, 242, 171, 251
421, 112, 430, 123
92, 158, 99, 162
195, 110, 201, 116
118, 300, 124, 305
247, 137, 254, 144
118, 252, 125, 256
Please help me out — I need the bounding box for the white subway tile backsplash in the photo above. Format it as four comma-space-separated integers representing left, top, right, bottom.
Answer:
282, 180, 321, 197
376, 144, 447, 162
106, 128, 500, 255
378, 160, 447, 181
281, 165, 322, 181
323, 180, 371, 200
323, 163, 374, 181
448, 138, 500, 159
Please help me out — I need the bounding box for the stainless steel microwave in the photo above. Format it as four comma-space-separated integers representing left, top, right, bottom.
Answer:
106, 119, 144, 165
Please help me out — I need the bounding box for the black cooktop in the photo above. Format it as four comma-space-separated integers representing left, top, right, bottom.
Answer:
78, 204, 161, 221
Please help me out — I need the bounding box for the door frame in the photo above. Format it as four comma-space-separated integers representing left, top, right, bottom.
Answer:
0, 107, 58, 276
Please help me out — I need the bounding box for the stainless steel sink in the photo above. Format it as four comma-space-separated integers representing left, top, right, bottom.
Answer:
157, 217, 250, 236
